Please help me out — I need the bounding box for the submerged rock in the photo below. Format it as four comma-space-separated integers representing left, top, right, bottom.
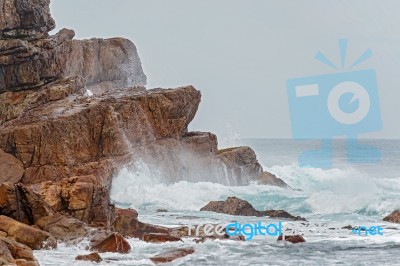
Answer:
383, 210, 400, 224
75, 252, 102, 263
200, 197, 306, 221
277, 235, 306, 244
257, 171, 289, 188
150, 247, 195, 264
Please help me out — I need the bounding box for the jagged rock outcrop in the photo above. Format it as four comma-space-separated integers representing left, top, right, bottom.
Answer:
0, 0, 285, 231
0, 149, 23, 184
383, 210, 400, 224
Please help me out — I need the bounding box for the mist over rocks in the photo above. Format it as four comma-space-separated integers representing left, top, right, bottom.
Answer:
0, 0, 291, 264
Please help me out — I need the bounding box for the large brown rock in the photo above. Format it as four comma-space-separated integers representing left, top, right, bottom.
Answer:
257, 172, 288, 188
0, 183, 55, 225
0, 149, 23, 184
217, 146, 263, 185
0, 215, 56, 250
277, 235, 306, 244
75, 252, 102, 263
383, 210, 400, 224
0, 237, 39, 266
64, 38, 147, 94
35, 214, 95, 242
200, 197, 306, 221
0, 0, 55, 39
150, 247, 195, 265
90, 233, 131, 254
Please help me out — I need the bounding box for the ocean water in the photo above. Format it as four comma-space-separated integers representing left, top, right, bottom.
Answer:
35, 139, 400, 266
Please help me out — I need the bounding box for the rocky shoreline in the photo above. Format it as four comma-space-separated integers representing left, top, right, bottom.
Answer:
0, 0, 399, 265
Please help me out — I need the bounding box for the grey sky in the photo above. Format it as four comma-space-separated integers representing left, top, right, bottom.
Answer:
50, 0, 400, 139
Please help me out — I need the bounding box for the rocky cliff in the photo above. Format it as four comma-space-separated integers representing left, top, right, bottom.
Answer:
0, 0, 284, 231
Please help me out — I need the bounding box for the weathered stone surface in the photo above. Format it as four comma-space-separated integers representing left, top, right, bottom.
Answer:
64, 38, 147, 94
113, 208, 138, 233
75, 252, 102, 263
0, 215, 56, 250
0, 0, 55, 39
0, 237, 39, 266
383, 210, 400, 224
90, 233, 131, 254
217, 147, 263, 184
277, 235, 306, 244
0, 76, 85, 125
35, 214, 93, 242
0, 149, 23, 184
149, 248, 195, 264
0, 183, 55, 225
200, 197, 306, 221
257, 172, 288, 188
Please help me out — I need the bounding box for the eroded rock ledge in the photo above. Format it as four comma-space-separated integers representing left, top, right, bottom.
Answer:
0, 0, 289, 264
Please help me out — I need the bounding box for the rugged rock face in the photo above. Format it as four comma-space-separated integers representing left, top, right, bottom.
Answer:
0, 0, 285, 232
90, 233, 131, 254
200, 197, 306, 221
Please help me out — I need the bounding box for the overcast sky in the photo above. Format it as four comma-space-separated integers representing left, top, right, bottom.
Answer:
51, 0, 400, 139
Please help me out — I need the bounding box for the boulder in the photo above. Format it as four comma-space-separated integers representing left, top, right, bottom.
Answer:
90, 233, 131, 254
75, 252, 102, 263
277, 235, 306, 244
200, 197, 306, 221
142, 233, 181, 243
200, 196, 260, 216
257, 172, 288, 188
149, 247, 195, 264
217, 147, 263, 184
0, 215, 56, 250
383, 210, 400, 223
35, 214, 95, 242
0, 149, 23, 184
0, 237, 39, 266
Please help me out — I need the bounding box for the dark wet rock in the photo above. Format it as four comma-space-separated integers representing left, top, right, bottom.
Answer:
90, 233, 131, 254
383, 210, 400, 224
200, 197, 306, 221
75, 252, 102, 263
150, 247, 195, 264
277, 235, 306, 244
200, 196, 260, 216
